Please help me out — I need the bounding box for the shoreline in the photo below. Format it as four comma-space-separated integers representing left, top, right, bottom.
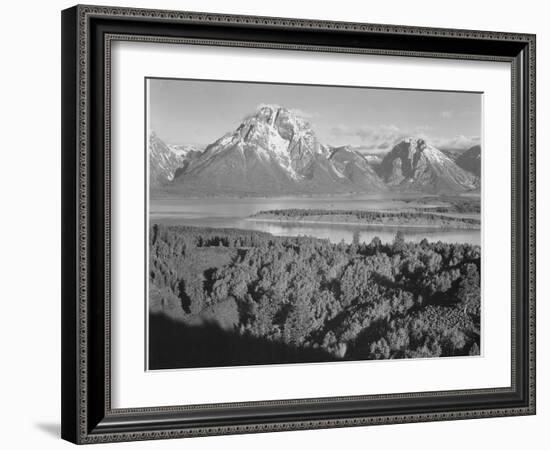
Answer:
151, 192, 482, 202
246, 217, 480, 230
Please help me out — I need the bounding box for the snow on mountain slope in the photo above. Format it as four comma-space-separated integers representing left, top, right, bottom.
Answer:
169, 105, 386, 196
149, 133, 203, 187
152, 108, 477, 197
329, 146, 387, 192
362, 154, 383, 167
149, 132, 184, 187
168, 143, 203, 159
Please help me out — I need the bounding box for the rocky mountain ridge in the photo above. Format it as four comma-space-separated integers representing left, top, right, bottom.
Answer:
377, 138, 480, 193
150, 105, 481, 196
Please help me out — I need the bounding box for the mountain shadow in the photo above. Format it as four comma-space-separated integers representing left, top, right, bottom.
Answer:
148, 312, 339, 370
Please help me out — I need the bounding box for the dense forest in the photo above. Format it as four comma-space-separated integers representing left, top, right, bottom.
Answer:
250, 208, 480, 229
149, 225, 481, 369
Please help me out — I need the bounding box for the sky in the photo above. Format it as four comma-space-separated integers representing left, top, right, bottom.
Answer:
147, 78, 482, 154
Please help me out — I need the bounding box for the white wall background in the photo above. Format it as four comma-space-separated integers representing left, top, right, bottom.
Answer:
0, 0, 546, 448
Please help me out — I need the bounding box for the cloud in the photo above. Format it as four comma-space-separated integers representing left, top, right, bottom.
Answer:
441, 110, 454, 119
431, 134, 481, 150
330, 124, 414, 154
288, 108, 320, 119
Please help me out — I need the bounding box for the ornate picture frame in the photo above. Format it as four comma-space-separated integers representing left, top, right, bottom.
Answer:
61, 4, 535, 444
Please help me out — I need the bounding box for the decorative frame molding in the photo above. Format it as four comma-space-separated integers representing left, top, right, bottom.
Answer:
61, 4, 536, 444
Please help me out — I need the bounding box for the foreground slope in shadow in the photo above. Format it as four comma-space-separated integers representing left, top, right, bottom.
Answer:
148, 313, 338, 370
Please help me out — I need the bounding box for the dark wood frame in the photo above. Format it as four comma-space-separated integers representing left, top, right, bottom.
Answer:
61, 4, 536, 444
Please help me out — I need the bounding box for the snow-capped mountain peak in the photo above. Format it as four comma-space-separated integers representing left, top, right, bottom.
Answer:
149, 132, 183, 186
196, 104, 323, 180
150, 106, 480, 197
167, 105, 387, 196
378, 137, 479, 193
149, 133, 203, 187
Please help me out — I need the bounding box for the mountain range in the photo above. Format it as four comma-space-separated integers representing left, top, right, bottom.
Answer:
150, 104, 481, 196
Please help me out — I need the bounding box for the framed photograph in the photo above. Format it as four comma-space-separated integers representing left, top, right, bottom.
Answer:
61, 5, 536, 444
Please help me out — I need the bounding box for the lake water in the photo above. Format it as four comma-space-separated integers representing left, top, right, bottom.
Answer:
150, 195, 481, 246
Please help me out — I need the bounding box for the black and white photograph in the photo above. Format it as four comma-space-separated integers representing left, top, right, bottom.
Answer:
147, 78, 483, 370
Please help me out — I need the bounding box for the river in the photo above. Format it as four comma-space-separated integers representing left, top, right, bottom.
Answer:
150, 194, 481, 245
